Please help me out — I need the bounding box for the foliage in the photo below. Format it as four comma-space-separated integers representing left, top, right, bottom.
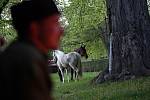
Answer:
0, 0, 9, 19
52, 72, 150, 100
60, 0, 107, 59
1, 0, 150, 59
0, 0, 20, 42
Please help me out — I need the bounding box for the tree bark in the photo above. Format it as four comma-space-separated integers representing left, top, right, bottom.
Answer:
93, 0, 150, 84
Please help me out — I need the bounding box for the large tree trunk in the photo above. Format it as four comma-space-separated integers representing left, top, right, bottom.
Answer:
93, 0, 150, 84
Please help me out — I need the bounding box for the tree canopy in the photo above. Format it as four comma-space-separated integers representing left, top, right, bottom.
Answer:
57, 0, 107, 59
1, 0, 150, 59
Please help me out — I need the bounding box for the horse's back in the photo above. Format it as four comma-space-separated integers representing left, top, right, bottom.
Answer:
66, 52, 80, 58
64, 52, 81, 63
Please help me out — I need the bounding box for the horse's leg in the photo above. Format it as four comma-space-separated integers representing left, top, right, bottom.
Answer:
65, 68, 70, 83
58, 68, 63, 82
69, 64, 79, 81
60, 68, 65, 83
74, 71, 77, 79
75, 71, 79, 81
71, 68, 74, 80
58, 65, 65, 83
72, 69, 77, 81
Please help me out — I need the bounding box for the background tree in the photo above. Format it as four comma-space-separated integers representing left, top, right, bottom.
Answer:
61, 0, 107, 59
94, 0, 150, 83
0, 0, 21, 43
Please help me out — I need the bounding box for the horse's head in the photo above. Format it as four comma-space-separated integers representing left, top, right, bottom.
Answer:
75, 45, 88, 59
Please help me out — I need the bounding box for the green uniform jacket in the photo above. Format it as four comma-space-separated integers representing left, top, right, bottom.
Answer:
0, 40, 53, 100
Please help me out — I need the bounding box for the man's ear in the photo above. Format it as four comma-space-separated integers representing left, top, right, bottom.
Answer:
28, 22, 40, 43
30, 22, 39, 36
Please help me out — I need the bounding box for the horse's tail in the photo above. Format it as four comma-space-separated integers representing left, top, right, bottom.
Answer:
78, 59, 82, 77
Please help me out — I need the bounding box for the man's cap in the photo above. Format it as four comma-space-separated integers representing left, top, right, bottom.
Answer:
11, 0, 60, 31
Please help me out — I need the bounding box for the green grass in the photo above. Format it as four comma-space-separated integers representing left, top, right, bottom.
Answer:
51, 72, 150, 100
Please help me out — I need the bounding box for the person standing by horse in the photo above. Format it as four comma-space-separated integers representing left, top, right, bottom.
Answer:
0, 0, 63, 100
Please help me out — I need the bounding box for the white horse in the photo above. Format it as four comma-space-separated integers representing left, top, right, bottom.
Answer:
53, 50, 82, 83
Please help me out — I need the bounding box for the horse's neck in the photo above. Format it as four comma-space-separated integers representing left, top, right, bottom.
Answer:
74, 49, 81, 55
55, 50, 65, 60
75, 51, 81, 56
75, 48, 79, 53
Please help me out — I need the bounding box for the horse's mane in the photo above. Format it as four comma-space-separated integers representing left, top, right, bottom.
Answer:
74, 48, 79, 53
55, 50, 65, 54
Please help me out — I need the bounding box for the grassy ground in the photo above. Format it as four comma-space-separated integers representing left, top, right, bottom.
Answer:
51, 72, 150, 100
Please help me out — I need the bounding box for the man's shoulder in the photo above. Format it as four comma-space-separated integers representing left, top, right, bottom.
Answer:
1, 41, 43, 61
7, 41, 35, 55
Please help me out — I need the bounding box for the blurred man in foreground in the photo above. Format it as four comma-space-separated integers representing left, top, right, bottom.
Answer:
0, 0, 63, 100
